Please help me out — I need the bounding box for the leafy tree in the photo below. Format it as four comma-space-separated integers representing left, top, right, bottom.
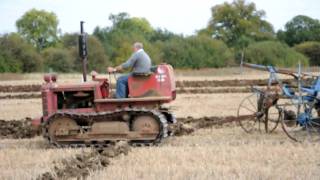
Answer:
108, 12, 130, 27
94, 13, 155, 65
116, 19, 152, 35
149, 29, 177, 42
86, 36, 110, 72
16, 9, 59, 51
160, 36, 233, 68
205, 0, 274, 48
61, 33, 109, 72
0, 55, 11, 73
42, 48, 73, 72
94, 12, 236, 69
277, 15, 320, 46
60, 33, 78, 48
294, 41, 320, 65
0, 33, 42, 72
0, 35, 22, 72
245, 41, 308, 67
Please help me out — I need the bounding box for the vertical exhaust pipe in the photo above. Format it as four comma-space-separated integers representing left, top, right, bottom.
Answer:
79, 21, 88, 82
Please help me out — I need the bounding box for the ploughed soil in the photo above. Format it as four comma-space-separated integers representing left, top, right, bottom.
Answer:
0, 118, 38, 139
36, 141, 130, 180
0, 79, 294, 93
0, 116, 242, 140
0, 84, 40, 93
170, 116, 243, 136
0, 93, 41, 99
0, 87, 253, 100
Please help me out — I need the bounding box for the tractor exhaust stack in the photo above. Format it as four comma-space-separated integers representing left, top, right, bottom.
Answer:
79, 21, 88, 82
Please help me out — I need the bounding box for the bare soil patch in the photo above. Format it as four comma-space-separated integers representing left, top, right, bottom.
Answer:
0, 118, 38, 139
37, 141, 130, 180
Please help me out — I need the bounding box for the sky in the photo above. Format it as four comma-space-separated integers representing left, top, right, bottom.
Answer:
0, 0, 319, 36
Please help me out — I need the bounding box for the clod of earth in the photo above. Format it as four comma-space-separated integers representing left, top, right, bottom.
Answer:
0, 118, 38, 139
169, 122, 195, 136
0, 93, 41, 99
0, 85, 40, 92
170, 116, 240, 136
36, 141, 130, 180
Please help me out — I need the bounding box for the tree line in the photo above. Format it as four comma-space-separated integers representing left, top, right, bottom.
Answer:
1, 0, 320, 73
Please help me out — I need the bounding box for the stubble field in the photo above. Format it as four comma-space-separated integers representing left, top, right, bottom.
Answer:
0, 68, 320, 180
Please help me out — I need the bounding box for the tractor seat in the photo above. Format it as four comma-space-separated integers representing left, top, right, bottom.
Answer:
150, 66, 158, 73
132, 66, 158, 77
132, 72, 153, 77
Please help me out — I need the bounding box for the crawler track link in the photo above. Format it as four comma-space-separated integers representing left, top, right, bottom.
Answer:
42, 108, 170, 148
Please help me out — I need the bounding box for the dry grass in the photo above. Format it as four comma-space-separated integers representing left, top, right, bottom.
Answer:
0, 137, 84, 180
0, 74, 82, 85
2, 126, 319, 179
0, 98, 41, 120
89, 126, 320, 180
171, 93, 249, 118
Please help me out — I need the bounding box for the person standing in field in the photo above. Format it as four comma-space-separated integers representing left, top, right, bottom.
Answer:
107, 42, 152, 98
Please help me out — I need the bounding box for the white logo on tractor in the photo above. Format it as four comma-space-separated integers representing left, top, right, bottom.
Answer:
156, 67, 166, 82
156, 74, 167, 82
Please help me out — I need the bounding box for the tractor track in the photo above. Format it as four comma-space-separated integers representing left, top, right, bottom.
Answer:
0, 78, 295, 93
0, 115, 243, 140
42, 108, 169, 148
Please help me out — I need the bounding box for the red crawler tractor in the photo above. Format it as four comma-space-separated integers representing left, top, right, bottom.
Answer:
32, 22, 176, 147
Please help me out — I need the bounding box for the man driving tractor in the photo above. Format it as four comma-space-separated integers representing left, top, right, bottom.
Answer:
107, 42, 152, 98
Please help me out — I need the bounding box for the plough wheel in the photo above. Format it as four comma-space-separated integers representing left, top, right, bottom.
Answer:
264, 105, 281, 133
237, 93, 264, 133
281, 102, 320, 142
